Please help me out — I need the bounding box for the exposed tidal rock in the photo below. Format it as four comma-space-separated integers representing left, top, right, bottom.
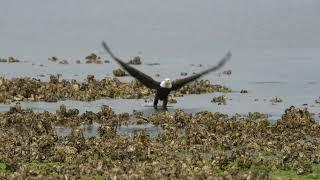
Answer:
211, 95, 227, 105
113, 68, 126, 77
129, 56, 142, 65
0, 77, 230, 103
85, 53, 103, 64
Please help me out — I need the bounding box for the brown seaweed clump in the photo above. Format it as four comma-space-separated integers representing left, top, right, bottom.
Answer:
0, 106, 320, 179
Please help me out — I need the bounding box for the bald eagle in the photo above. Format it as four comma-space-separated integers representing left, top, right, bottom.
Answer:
102, 41, 231, 110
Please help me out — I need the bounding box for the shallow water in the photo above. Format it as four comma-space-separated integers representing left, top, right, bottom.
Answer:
1, 53, 320, 121
1, 1, 320, 135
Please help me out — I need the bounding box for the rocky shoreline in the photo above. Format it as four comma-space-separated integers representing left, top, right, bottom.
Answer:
0, 105, 319, 179
0, 75, 231, 103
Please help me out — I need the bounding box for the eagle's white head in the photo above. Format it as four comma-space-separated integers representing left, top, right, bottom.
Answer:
160, 78, 172, 89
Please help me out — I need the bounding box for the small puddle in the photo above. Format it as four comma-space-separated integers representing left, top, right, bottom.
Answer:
54, 121, 160, 138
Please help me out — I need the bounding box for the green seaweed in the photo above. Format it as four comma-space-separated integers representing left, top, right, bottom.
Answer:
24, 161, 64, 175
270, 164, 320, 180
0, 161, 9, 175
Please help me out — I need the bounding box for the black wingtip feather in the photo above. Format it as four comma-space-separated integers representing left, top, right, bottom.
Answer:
101, 41, 160, 89
102, 41, 117, 60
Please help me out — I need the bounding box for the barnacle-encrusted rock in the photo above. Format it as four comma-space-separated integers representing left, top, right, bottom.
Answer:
168, 95, 177, 104
48, 56, 58, 62
0, 56, 20, 63
8, 102, 22, 113
49, 74, 60, 84
180, 72, 188, 76
174, 109, 192, 127
129, 56, 142, 65
97, 105, 115, 122
0, 77, 229, 103
85, 53, 97, 60
85, 53, 103, 64
240, 89, 248, 93
0, 106, 320, 178
178, 79, 231, 94
3, 57, 19, 63
0, 58, 8, 62
86, 74, 95, 82
223, 69, 232, 75
211, 95, 227, 105
8, 57, 20, 63
58, 59, 69, 64
270, 96, 283, 104
113, 68, 126, 77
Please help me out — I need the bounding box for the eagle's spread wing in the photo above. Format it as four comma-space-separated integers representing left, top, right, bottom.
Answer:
171, 51, 232, 91
102, 42, 160, 89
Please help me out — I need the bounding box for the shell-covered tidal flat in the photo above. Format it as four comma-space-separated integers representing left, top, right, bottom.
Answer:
0, 104, 320, 179
0, 75, 230, 103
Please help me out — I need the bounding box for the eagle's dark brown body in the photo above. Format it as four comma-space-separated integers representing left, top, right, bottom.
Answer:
154, 88, 171, 109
